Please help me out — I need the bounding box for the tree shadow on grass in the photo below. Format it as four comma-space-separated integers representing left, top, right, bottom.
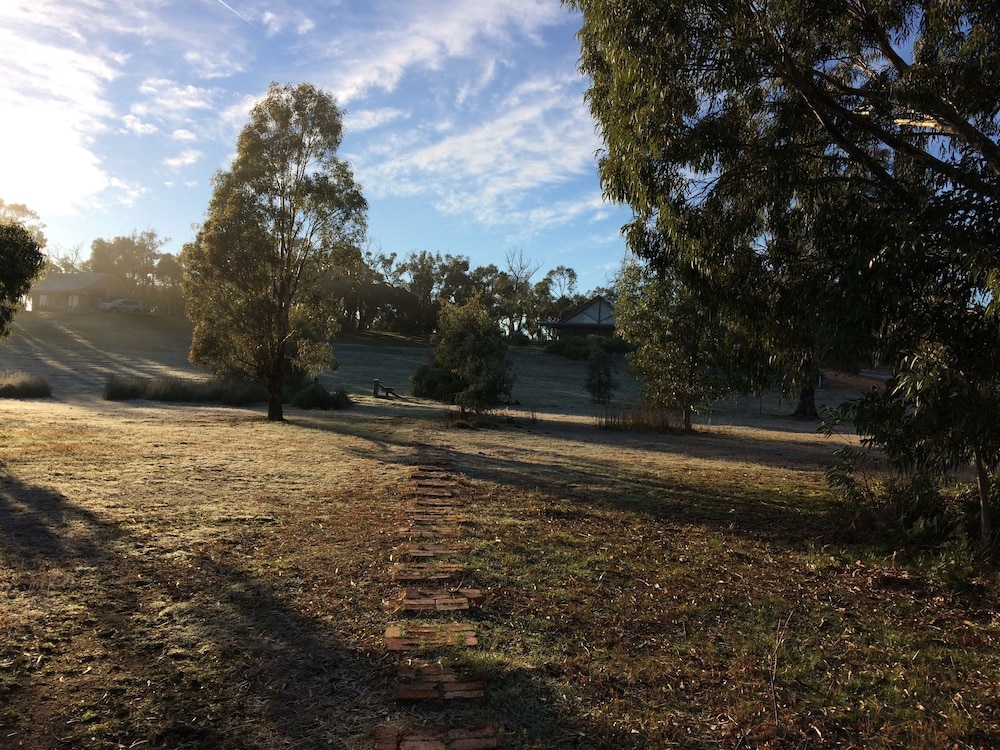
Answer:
445, 428, 852, 549
0, 469, 644, 749
0, 471, 392, 748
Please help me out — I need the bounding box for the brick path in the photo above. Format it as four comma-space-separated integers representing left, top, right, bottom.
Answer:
375, 448, 498, 749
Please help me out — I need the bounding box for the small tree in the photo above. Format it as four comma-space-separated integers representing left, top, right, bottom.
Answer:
584, 342, 617, 406
182, 82, 367, 421
427, 296, 513, 418
1, 220, 46, 340
616, 259, 734, 431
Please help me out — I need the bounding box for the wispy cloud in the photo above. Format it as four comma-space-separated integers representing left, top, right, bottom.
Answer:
122, 115, 157, 135
326, 1, 566, 102
345, 108, 410, 132
163, 150, 204, 169
133, 79, 218, 119
355, 72, 599, 228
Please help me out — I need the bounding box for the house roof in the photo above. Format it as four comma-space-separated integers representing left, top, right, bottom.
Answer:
544, 295, 616, 329
32, 273, 111, 293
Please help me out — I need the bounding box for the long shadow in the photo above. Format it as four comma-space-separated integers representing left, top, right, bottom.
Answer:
445, 423, 851, 548
0, 465, 649, 749
0, 471, 392, 748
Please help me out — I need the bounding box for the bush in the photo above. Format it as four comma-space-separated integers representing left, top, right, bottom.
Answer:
826, 446, 977, 550
595, 406, 684, 432
291, 381, 350, 410
411, 363, 464, 403
546, 334, 631, 360
103, 375, 267, 406
0, 370, 52, 398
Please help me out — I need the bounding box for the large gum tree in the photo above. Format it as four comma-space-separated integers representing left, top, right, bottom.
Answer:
182, 82, 367, 421
568, 0, 1000, 546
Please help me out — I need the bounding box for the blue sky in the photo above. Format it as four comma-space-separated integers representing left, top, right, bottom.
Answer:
0, 0, 632, 294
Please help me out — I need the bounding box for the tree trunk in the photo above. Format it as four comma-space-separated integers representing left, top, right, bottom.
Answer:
682, 404, 692, 432
974, 448, 993, 549
266, 369, 284, 422
793, 386, 819, 418
793, 353, 820, 418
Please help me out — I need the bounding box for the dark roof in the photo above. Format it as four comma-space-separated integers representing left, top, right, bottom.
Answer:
32, 273, 111, 293
543, 295, 616, 329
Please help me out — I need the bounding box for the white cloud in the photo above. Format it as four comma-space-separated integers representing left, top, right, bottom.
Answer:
163, 150, 203, 169
133, 79, 218, 119
345, 108, 409, 132
262, 9, 315, 38
327, 1, 566, 102
172, 128, 198, 141
0, 7, 123, 217
183, 49, 245, 79
356, 72, 599, 228
122, 114, 158, 135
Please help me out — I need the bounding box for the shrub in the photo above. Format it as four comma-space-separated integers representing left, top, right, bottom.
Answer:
411, 363, 464, 403
585, 345, 618, 405
103, 375, 267, 405
414, 297, 513, 417
0, 370, 52, 398
103, 375, 148, 401
291, 381, 350, 410
825, 445, 979, 550
546, 334, 631, 360
595, 406, 684, 432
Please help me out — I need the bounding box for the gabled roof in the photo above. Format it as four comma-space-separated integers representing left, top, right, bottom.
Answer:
562, 295, 615, 326
32, 272, 111, 293
545, 295, 616, 329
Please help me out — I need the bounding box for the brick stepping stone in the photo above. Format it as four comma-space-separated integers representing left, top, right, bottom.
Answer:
411, 478, 460, 488
410, 465, 452, 475
410, 487, 456, 499
384, 623, 479, 651
386, 587, 483, 612
395, 662, 485, 701
411, 497, 464, 508
406, 505, 469, 523
400, 523, 463, 538
375, 725, 497, 750
395, 542, 471, 559
391, 562, 465, 581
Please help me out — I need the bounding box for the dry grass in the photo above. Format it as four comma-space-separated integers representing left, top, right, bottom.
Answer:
0, 314, 998, 749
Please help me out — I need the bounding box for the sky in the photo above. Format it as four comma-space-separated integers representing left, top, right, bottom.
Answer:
0, 0, 634, 294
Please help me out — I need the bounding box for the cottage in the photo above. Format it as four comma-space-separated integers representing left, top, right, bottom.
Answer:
29, 273, 113, 312
542, 295, 616, 339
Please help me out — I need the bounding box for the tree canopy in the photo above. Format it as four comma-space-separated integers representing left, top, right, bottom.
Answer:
182, 82, 367, 421
569, 0, 1000, 544
0, 220, 46, 340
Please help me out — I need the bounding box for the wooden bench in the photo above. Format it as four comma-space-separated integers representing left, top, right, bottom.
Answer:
373, 379, 400, 398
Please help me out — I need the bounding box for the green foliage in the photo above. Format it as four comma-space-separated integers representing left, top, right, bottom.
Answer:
182, 82, 367, 421
0, 220, 46, 340
584, 344, 617, 405
616, 259, 742, 431
0, 371, 51, 399
595, 406, 684, 433
410, 363, 465, 403
418, 296, 513, 416
545, 334, 630, 360
290, 381, 350, 410
570, 0, 1000, 540
103, 375, 267, 405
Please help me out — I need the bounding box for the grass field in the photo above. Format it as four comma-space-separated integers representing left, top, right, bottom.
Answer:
0, 313, 998, 749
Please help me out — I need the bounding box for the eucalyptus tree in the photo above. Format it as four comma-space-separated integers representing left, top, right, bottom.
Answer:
0, 220, 46, 339
568, 0, 1000, 544
182, 82, 367, 421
